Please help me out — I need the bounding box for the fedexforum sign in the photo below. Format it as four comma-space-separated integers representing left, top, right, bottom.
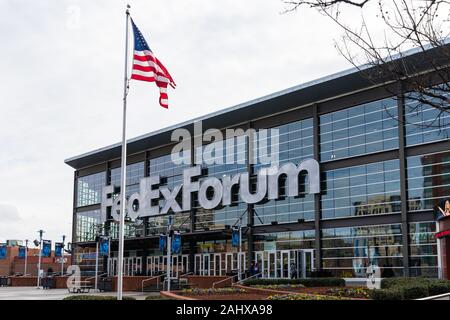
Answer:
101, 159, 320, 222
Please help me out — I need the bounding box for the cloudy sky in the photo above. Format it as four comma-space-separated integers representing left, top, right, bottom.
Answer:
0, 0, 362, 243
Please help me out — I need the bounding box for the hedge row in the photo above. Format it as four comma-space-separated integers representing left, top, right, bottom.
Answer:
369, 278, 450, 300
243, 277, 345, 287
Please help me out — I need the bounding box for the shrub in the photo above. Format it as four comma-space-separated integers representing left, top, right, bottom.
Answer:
326, 287, 370, 299
243, 278, 345, 287
182, 288, 246, 295
268, 293, 347, 300
401, 285, 429, 300
428, 282, 450, 296
369, 289, 404, 300
63, 295, 136, 300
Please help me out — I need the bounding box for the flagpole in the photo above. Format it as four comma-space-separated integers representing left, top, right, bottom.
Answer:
117, 4, 130, 301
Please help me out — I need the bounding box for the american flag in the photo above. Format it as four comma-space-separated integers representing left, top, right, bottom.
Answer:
130, 18, 176, 108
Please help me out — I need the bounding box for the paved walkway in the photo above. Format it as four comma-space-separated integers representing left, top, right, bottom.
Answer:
0, 287, 154, 300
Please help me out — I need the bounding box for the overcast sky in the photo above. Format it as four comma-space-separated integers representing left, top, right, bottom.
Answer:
0, 0, 359, 244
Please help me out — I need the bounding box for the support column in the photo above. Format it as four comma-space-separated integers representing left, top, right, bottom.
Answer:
397, 83, 410, 277
246, 122, 255, 269
313, 104, 322, 271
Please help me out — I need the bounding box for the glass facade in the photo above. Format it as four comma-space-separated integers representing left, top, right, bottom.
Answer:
405, 91, 450, 146
320, 98, 398, 162
409, 221, 438, 277
321, 160, 401, 219
253, 230, 315, 251
76, 209, 101, 242
254, 118, 315, 225
406, 150, 450, 212
194, 136, 248, 230
76, 172, 106, 207
321, 223, 403, 277
147, 152, 191, 233
72, 88, 449, 279
110, 162, 145, 197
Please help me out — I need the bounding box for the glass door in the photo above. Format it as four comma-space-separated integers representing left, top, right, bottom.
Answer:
194, 254, 202, 275
255, 251, 264, 277
180, 255, 189, 275
225, 253, 233, 275
303, 249, 314, 278
203, 254, 210, 276
280, 250, 290, 278
172, 255, 179, 278
268, 251, 276, 278
213, 254, 221, 276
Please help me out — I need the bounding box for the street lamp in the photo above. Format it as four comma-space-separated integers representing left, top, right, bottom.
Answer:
35, 230, 45, 288
61, 235, 66, 276
24, 239, 29, 276
166, 215, 174, 292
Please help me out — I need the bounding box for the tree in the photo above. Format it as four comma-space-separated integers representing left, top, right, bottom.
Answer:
284, 0, 450, 131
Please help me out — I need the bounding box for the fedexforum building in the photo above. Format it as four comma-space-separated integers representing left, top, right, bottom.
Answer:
65, 45, 450, 280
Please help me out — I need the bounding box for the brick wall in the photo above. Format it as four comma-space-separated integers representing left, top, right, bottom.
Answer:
0, 245, 71, 276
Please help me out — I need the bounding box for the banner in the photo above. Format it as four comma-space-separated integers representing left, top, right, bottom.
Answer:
99, 236, 110, 256
42, 240, 52, 257
54, 242, 63, 257
18, 246, 26, 259
0, 245, 6, 259
232, 228, 240, 247
159, 234, 166, 252
172, 233, 181, 254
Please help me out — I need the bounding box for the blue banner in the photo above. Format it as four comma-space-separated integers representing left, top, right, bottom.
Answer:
0, 245, 6, 259
18, 246, 26, 258
99, 236, 109, 256
159, 235, 166, 252
54, 243, 63, 257
232, 229, 240, 247
42, 240, 51, 257
172, 233, 181, 254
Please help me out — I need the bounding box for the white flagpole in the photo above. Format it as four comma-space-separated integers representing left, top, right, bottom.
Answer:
117, 4, 130, 301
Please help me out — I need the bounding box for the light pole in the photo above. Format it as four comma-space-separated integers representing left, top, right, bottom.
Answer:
236, 217, 243, 281
24, 239, 29, 276
61, 235, 66, 276
94, 224, 102, 291
166, 215, 173, 292
36, 230, 44, 288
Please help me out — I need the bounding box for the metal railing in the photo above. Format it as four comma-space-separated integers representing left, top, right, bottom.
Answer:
234, 272, 262, 285
85, 273, 108, 283
141, 274, 166, 292
212, 272, 246, 289
179, 271, 193, 278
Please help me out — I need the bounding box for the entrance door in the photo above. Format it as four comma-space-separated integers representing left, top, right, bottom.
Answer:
280, 250, 290, 278
180, 255, 189, 275
267, 251, 276, 278
296, 249, 314, 278
213, 254, 222, 276
194, 254, 202, 275
225, 253, 233, 275
203, 254, 210, 276
172, 255, 179, 278
255, 251, 264, 277
302, 249, 314, 278
108, 257, 117, 276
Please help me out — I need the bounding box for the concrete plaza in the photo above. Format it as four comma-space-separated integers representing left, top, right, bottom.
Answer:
0, 287, 152, 300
